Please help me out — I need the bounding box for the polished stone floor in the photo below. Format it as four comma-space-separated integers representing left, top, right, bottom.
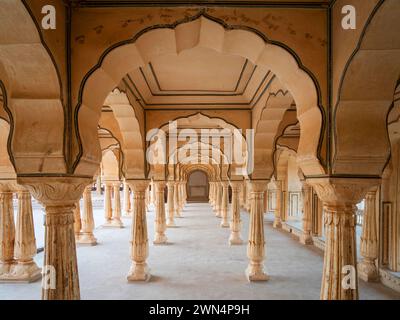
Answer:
1, 198, 400, 300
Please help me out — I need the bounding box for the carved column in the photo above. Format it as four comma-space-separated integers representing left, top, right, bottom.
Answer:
0, 188, 15, 279
127, 180, 150, 281
10, 190, 41, 281
215, 182, 222, 218
358, 189, 379, 282
174, 182, 181, 218
166, 181, 176, 227
103, 182, 113, 227
246, 180, 269, 281
112, 182, 123, 228
240, 181, 245, 208
19, 177, 90, 300
309, 178, 379, 300
123, 181, 131, 217
78, 186, 97, 246
245, 180, 251, 212
96, 176, 102, 195
179, 182, 185, 211
73, 201, 82, 242
273, 180, 283, 228
229, 181, 243, 245
150, 180, 155, 206
209, 182, 214, 205
300, 182, 313, 245
154, 181, 167, 244
220, 181, 229, 227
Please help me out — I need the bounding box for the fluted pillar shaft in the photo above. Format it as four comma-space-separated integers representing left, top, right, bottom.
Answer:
127, 180, 150, 281
209, 182, 214, 205
215, 183, 222, 218
0, 190, 15, 277
174, 182, 181, 217
19, 177, 91, 300
246, 180, 269, 281
112, 182, 123, 227
229, 181, 243, 245
123, 181, 131, 216
79, 186, 97, 245
300, 182, 313, 244
220, 181, 229, 227
154, 181, 167, 244
73, 201, 81, 241
104, 182, 113, 225
358, 189, 379, 281
166, 182, 176, 227
309, 178, 379, 300
273, 181, 283, 228
11, 190, 41, 281
96, 176, 102, 195
245, 180, 251, 212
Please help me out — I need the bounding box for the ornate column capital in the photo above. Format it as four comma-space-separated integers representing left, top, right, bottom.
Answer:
307, 178, 381, 207
154, 181, 166, 190
127, 180, 149, 193
229, 181, 242, 191
249, 180, 269, 193
17, 177, 91, 206
221, 180, 229, 188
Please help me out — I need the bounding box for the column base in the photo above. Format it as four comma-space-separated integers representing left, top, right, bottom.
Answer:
153, 234, 168, 245
0, 261, 13, 279
127, 262, 151, 282
102, 219, 124, 228
77, 233, 98, 246
220, 220, 230, 228
229, 233, 243, 245
167, 220, 177, 228
245, 263, 269, 282
358, 259, 379, 282
0, 261, 41, 283
299, 233, 313, 245
273, 219, 282, 229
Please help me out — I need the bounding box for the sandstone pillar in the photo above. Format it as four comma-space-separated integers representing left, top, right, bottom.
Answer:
73, 201, 82, 242
215, 182, 222, 218
0, 189, 15, 279
96, 176, 102, 195
273, 180, 283, 228
174, 182, 181, 217
246, 180, 269, 281
103, 182, 113, 227
19, 177, 90, 300
166, 181, 176, 227
78, 186, 97, 245
112, 182, 123, 228
229, 181, 243, 245
123, 181, 131, 217
154, 181, 168, 245
9, 190, 41, 281
209, 182, 214, 205
300, 182, 313, 245
220, 181, 229, 227
358, 189, 379, 282
127, 180, 150, 281
309, 178, 379, 300
245, 180, 251, 212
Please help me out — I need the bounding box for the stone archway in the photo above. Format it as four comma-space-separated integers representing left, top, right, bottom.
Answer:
75, 14, 324, 179
187, 170, 209, 202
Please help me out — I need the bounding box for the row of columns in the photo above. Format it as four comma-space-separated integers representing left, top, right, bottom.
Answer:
0, 186, 41, 282
5, 175, 380, 300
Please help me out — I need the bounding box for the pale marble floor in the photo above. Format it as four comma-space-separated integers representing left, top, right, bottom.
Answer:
1, 199, 400, 300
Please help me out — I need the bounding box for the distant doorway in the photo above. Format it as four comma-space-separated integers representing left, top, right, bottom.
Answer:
187, 170, 209, 202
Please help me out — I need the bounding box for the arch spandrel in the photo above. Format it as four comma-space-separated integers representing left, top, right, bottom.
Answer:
334, 0, 400, 176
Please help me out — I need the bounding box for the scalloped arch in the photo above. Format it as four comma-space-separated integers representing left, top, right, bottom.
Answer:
0, 1, 64, 175
75, 14, 323, 178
